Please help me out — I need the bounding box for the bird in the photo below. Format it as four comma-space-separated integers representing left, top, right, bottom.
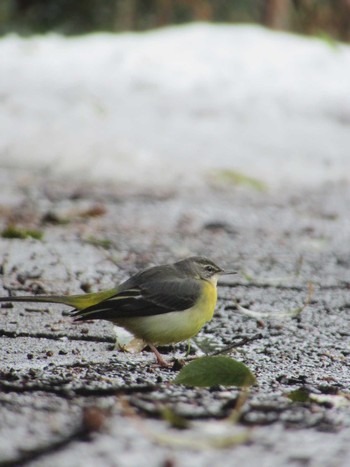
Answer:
0, 256, 236, 366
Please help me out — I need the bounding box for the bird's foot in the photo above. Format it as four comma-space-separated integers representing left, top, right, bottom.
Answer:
148, 344, 172, 367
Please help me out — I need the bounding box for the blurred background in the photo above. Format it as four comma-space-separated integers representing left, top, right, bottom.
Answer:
1, 0, 350, 41
0, 0, 350, 189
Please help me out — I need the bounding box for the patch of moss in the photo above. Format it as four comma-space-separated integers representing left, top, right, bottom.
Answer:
85, 236, 113, 250
1, 225, 43, 240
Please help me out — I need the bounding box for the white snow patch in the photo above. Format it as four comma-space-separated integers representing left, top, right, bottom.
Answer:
0, 23, 350, 189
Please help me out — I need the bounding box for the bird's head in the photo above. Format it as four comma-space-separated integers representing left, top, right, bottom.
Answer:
175, 256, 236, 285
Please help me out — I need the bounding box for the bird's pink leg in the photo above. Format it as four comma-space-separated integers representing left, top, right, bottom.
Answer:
148, 344, 171, 367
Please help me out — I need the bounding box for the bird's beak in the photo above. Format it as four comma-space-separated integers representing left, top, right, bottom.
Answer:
220, 270, 237, 275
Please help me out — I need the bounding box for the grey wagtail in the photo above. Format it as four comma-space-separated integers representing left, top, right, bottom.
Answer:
0, 256, 236, 366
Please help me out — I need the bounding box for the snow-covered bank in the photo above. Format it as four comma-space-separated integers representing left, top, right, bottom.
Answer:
0, 23, 349, 189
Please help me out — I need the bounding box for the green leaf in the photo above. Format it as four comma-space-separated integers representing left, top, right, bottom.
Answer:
173, 356, 256, 388
85, 236, 113, 250
287, 387, 312, 403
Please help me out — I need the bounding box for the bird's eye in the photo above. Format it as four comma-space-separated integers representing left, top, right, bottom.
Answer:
205, 265, 215, 273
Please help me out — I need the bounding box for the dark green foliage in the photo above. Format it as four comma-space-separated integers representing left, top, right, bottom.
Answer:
0, 0, 349, 42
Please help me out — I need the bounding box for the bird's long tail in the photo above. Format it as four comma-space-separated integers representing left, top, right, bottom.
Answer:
0, 288, 118, 310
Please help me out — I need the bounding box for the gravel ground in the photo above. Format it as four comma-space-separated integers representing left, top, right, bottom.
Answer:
0, 168, 349, 467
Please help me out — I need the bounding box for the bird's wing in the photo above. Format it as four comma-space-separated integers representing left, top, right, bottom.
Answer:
72, 277, 201, 322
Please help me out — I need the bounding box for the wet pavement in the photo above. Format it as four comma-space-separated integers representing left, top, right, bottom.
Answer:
0, 168, 349, 466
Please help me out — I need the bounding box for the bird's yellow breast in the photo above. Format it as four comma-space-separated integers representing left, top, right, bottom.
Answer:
195, 279, 218, 323
115, 280, 217, 345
